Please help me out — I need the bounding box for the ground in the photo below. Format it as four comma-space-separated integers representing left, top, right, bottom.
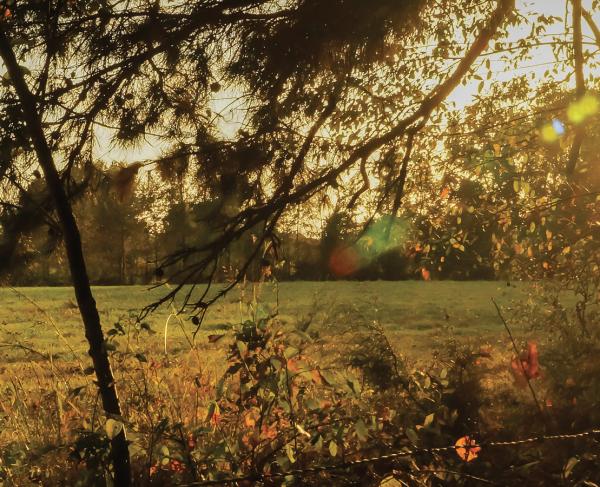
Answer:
0, 280, 535, 365
0, 281, 588, 485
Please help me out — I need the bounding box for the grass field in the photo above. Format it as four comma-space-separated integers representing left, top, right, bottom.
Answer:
2, 280, 590, 485
0, 281, 536, 365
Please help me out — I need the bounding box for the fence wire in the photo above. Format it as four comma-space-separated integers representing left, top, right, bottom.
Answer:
179, 427, 600, 486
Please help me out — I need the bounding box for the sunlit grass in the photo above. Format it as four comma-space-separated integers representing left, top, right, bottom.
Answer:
0, 281, 533, 364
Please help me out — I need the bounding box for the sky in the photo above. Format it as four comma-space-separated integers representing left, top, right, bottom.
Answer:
88, 0, 598, 166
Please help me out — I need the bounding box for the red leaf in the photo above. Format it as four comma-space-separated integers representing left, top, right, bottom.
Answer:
455, 436, 481, 462
510, 341, 540, 387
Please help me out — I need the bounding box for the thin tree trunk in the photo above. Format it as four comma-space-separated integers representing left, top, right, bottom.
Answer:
0, 28, 131, 485
120, 224, 126, 284
566, 0, 585, 177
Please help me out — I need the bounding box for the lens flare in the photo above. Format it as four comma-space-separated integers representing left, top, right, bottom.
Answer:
329, 246, 360, 277
328, 216, 411, 277
357, 216, 411, 257
567, 93, 599, 124
551, 119, 564, 135
540, 123, 560, 143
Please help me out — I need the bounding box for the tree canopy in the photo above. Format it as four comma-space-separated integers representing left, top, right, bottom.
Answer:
1, 0, 598, 310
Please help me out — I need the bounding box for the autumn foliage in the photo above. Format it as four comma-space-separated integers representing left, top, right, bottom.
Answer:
510, 341, 540, 387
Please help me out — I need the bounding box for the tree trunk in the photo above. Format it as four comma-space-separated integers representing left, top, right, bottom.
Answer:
566, 0, 585, 177
120, 224, 126, 284
0, 29, 131, 485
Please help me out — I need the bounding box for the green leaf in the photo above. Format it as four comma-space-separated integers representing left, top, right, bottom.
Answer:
283, 346, 299, 359
563, 457, 579, 478
354, 419, 369, 442
279, 399, 291, 414
405, 428, 419, 445
216, 377, 226, 399
68, 385, 86, 398
319, 369, 338, 386
105, 418, 123, 440
285, 443, 296, 464
208, 334, 225, 343
270, 356, 284, 370
304, 397, 320, 411
236, 340, 247, 356
139, 322, 155, 334
380, 476, 404, 487
134, 353, 147, 363
347, 378, 362, 396
160, 445, 170, 465
291, 329, 312, 342
328, 440, 338, 457
206, 402, 220, 422
313, 434, 323, 450
423, 413, 435, 428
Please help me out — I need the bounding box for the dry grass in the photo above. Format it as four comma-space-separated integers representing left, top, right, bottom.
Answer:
0, 280, 557, 484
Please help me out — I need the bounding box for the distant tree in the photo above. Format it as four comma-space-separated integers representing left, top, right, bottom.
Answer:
76, 163, 152, 284
319, 210, 356, 279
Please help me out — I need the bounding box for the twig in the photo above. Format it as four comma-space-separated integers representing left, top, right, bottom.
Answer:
491, 298, 546, 424
416, 468, 499, 485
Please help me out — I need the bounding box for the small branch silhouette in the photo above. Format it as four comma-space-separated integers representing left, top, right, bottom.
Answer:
491, 298, 546, 425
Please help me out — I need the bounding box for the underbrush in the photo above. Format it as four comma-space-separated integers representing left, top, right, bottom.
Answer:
0, 279, 599, 486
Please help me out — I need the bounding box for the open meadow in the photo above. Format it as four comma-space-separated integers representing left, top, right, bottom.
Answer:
0, 281, 533, 365
0, 282, 597, 485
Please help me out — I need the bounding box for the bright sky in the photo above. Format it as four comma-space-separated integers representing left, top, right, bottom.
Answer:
91, 0, 598, 165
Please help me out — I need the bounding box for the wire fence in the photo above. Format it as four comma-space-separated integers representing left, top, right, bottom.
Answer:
179, 427, 600, 486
